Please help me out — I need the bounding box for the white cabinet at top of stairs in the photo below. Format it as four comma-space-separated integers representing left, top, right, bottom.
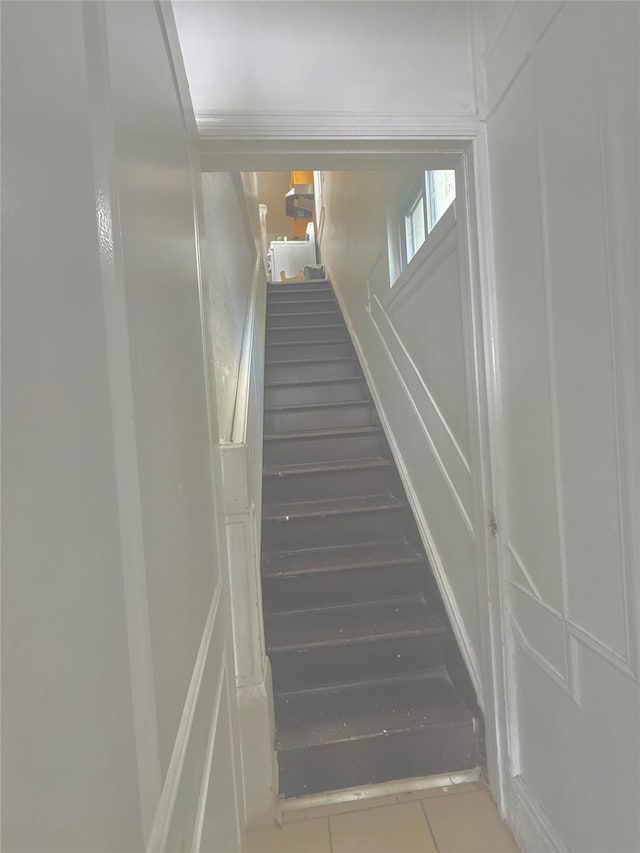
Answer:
268, 223, 316, 281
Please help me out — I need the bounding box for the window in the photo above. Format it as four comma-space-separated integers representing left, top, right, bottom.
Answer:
403, 186, 426, 264
426, 170, 456, 233
400, 170, 456, 270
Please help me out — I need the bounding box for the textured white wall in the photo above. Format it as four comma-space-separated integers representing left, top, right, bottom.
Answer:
320, 169, 484, 699
2, 2, 242, 850
202, 173, 257, 441
479, 2, 640, 851
173, 1, 477, 118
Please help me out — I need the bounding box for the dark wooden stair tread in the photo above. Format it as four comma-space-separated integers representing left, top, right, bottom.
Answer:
267, 323, 345, 332
267, 310, 339, 320
275, 676, 473, 750
262, 540, 422, 578
266, 339, 353, 349
266, 598, 444, 652
262, 277, 483, 795
268, 280, 332, 289
264, 425, 381, 443
264, 493, 404, 522
266, 356, 357, 367
263, 456, 391, 479
265, 399, 373, 414
265, 376, 363, 388
267, 299, 336, 308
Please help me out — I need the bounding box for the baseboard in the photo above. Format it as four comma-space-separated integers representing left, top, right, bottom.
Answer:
511, 776, 569, 853
328, 267, 483, 710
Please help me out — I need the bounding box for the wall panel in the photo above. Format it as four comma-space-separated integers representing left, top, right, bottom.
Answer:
480, 2, 640, 849
321, 169, 484, 699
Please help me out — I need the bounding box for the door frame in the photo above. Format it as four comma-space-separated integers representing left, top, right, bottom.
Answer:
198, 123, 515, 818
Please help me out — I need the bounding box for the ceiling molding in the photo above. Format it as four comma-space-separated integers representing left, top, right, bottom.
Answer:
195, 110, 482, 141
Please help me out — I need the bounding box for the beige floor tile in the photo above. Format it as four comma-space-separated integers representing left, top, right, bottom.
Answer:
397, 781, 483, 802
280, 808, 308, 824
423, 789, 519, 853
306, 794, 397, 818
330, 801, 437, 853
245, 817, 331, 853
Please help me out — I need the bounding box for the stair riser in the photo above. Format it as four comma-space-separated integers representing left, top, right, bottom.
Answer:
262, 563, 423, 611
277, 721, 480, 798
269, 633, 446, 692
266, 360, 361, 383
265, 379, 368, 408
267, 312, 341, 329
267, 299, 337, 314
267, 341, 354, 361
263, 466, 394, 503
267, 283, 332, 295
264, 403, 377, 434
263, 507, 408, 550
264, 432, 388, 465
267, 325, 347, 343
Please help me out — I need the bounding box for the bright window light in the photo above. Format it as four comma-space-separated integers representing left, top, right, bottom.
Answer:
426, 170, 456, 233
404, 190, 426, 263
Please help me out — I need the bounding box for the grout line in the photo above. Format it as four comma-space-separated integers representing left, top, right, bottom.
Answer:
304, 787, 481, 823
327, 816, 334, 853
420, 799, 441, 853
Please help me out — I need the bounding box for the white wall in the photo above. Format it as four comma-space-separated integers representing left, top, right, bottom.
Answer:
202, 170, 277, 826
257, 172, 292, 243
320, 169, 486, 704
174, 1, 477, 122
2, 3, 142, 847
478, 3, 640, 851
202, 173, 257, 441
1, 2, 243, 850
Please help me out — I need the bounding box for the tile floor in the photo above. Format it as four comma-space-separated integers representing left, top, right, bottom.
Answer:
246, 781, 520, 853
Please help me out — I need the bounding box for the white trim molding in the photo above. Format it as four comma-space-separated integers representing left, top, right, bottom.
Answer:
82, 3, 163, 839
196, 110, 482, 141
196, 114, 512, 834
511, 776, 570, 853
218, 242, 275, 826
330, 269, 483, 708
146, 585, 224, 852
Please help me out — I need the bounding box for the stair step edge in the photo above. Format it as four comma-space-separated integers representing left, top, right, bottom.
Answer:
264, 426, 382, 442
264, 495, 405, 522
266, 339, 352, 348
267, 356, 357, 366
267, 309, 340, 317
265, 399, 373, 413
267, 323, 345, 331
266, 376, 364, 389
261, 552, 424, 578
276, 712, 475, 753
268, 593, 424, 616
268, 287, 332, 292
267, 300, 336, 307
267, 623, 446, 654
275, 669, 449, 700
263, 457, 392, 478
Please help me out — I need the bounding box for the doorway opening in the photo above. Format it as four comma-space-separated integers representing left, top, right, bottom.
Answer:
203, 138, 511, 815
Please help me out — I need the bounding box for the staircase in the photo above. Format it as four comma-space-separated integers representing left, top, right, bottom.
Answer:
261, 279, 483, 798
